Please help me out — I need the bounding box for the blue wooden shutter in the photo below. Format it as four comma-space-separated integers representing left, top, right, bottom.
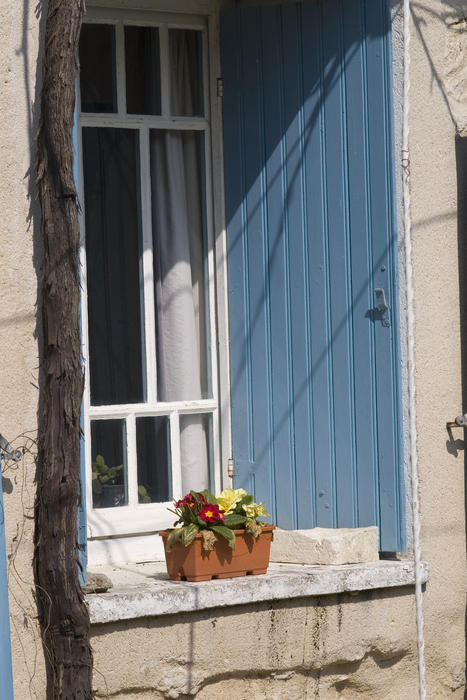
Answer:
221, 0, 405, 551
0, 454, 14, 699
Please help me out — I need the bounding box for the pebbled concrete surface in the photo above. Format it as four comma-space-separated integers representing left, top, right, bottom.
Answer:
86, 559, 429, 623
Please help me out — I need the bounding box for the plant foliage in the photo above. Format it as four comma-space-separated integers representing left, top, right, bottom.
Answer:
165, 488, 270, 552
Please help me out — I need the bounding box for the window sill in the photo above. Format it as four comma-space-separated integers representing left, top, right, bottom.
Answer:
85, 559, 430, 625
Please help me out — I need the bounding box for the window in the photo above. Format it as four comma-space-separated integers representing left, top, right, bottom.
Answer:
78, 8, 228, 546
78, 1, 405, 563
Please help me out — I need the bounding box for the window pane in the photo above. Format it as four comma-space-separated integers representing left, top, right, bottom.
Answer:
180, 413, 212, 494
91, 420, 127, 508
150, 130, 211, 401
136, 416, 171, 503
169, 29, 203, 117
80, 24, 117, 113
83, 127, 145, 406
125, 26, 161, 115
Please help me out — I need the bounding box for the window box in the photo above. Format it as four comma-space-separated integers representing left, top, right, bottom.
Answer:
160, 525, 275, 581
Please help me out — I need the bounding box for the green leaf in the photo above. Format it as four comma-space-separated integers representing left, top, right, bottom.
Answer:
181, 523, 199, 547
238, 494, 253, 506
165, 528, 183, 552
223, 514, 247, 529
211, 525, 236, 549
199, 489, 219, 505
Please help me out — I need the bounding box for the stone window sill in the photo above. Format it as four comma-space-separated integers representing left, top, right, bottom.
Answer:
86, 559, 430, 625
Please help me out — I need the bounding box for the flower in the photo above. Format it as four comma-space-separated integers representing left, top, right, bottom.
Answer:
199, 503, 225, 523
216, 488, 248, 514
175, 492, 203, 509
242, 501, 270, 519
165, 488, 270, 552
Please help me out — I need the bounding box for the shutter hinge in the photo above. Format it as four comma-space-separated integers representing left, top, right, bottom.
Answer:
227, 458, 236, 479
217, 78, 224, 99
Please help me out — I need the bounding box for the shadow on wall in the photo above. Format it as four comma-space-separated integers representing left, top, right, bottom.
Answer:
20, 0, 46, 412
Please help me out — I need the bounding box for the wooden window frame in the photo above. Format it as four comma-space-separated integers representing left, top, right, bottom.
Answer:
78, 5, 231, 557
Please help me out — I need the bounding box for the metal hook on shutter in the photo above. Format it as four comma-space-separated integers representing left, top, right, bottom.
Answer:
374, 288, 391, 327
0, 434, 21, 462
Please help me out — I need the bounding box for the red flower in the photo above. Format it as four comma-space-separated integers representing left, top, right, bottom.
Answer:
175, 492, 204, 509
199, 504, 225, 523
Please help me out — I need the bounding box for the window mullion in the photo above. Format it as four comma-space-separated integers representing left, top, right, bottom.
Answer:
126, 413, 138, 507
80, 115, 208, 129
169, 412, 182, 500
140, 126, 158, 404
201, 22, 221, 492
208, 11, 232, 487
115, 20, 126, 115
88, 399, 218, 419
159, 24, 170, 117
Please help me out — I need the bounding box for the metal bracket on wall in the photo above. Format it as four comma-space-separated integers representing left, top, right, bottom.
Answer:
0, 435, 21, 462
446, 415, 467, 431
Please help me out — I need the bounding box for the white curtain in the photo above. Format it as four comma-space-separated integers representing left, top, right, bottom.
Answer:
150, 30, 209, 493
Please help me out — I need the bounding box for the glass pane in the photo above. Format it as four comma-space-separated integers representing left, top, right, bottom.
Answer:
83, 127, 145, 406
180, 413, 212, 494
91, 420, 127, 508
150, 130, 211, 401
125, 26, 161, 115
169, 29, 203, 116
136, 416, 171, 503
79, 24, 117, 113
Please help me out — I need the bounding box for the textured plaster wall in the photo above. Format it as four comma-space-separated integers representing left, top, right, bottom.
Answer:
0, 0, 46, 697
91, 589, 418, 699
410, 0, 467, 696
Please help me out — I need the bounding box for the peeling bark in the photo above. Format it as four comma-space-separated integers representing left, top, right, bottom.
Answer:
34, 1, 92, 698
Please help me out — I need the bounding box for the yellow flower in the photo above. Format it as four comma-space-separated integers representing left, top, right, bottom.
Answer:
216, 488, 248, 514
242, 502, 270, 519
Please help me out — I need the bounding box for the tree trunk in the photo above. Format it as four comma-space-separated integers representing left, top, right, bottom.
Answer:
34, 1, 92, 697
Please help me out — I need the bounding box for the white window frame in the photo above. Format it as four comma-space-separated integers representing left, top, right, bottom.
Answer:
78, 4, 232, 553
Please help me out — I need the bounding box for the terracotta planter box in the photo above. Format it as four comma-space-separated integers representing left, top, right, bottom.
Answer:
160, 525, 275, 582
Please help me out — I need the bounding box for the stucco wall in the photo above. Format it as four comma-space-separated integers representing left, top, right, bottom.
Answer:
91, 589, 418, 699
0, 0, 46, 697
0, 0, 466, 698
410, 0, 467, 696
